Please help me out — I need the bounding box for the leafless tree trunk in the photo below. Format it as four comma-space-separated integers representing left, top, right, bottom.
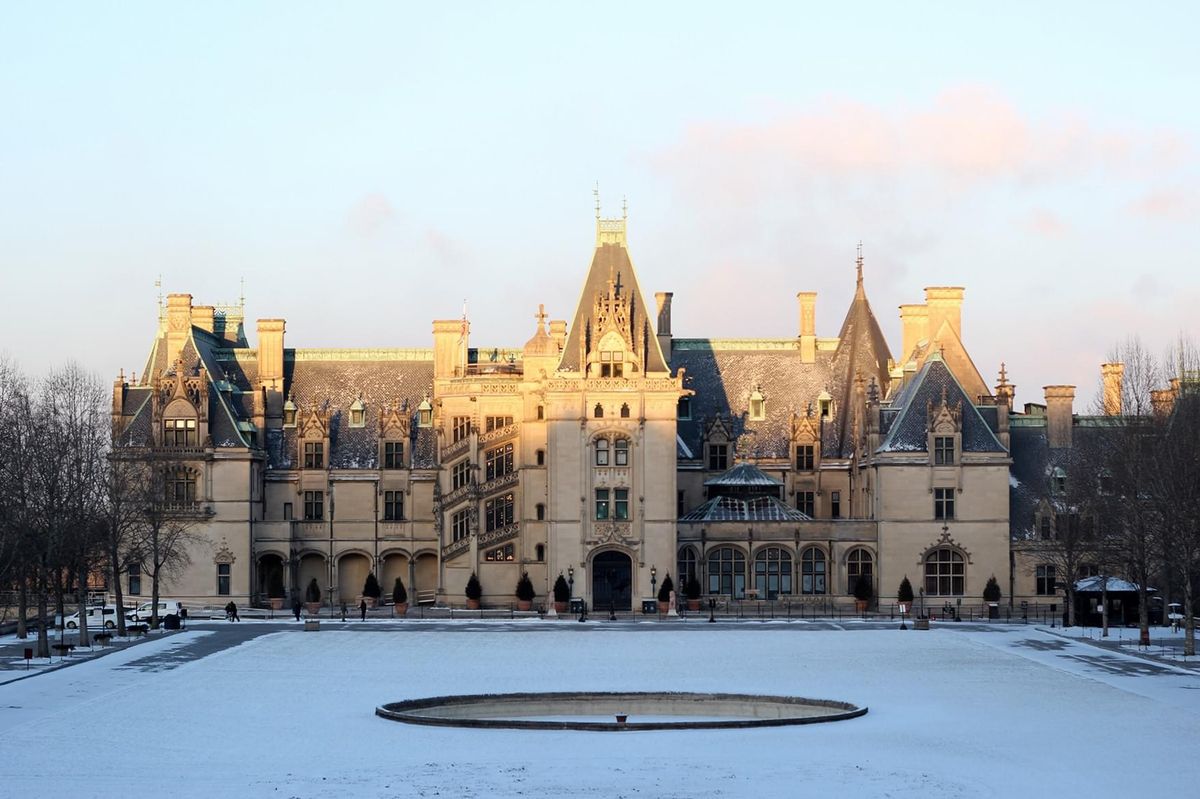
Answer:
134, 458, 201, 628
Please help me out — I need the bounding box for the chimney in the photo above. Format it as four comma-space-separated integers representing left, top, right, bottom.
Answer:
898, 304, 929, 363
1101, 362, 1124, 415
923, 287, 964, 343
432, 319, 467, 380
1044, 385, 1076, 448
797, 292, 817, 363
111, 370, 128, 439
193, 306, 215, 334
257, 319, 286, 393
1151, 388, 1175, 417
549, 319, 567, 352
655, 291, 673, 360
165, 293, 193, 362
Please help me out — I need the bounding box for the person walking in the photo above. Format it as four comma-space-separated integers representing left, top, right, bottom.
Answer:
359, 598, 367, 621
292, 600, 302, 621
225, 601, 235, 621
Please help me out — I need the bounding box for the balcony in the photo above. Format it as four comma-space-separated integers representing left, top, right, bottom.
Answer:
152, 501, 214, 518
291, 520, 328, 538
442, 536, 470, 560
478, 521, 520, 548
478, 470, 519, 497
441, 435, 471, 462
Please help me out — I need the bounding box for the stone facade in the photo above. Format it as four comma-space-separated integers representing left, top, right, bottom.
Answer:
110, 215, 1115, 615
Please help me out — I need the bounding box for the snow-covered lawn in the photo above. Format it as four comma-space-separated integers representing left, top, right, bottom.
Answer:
1, 623, 1198, 797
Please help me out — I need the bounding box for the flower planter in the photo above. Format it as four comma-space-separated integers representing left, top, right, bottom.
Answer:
466, 599, 481, 610
517, 600, 532, 612
363, 597, 378, 609
304, 602, 322, 616
855, 600, 869, 614
269, 598, 285, 611
657, 601, 669, 614
687, 599, 701, 612
914, 617, 930, 630
554, 601, 568, 614
393, 602, 408, 616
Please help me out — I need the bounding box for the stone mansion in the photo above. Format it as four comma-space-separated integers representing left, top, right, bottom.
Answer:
110, 213, 1124, 613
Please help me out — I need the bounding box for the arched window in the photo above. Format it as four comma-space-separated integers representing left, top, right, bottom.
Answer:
595, 438, 609, 466
754, 547, 792, 597
537, 405, 544, 420
677, 547, 698, 588
594, 403, 604, 419
800, 547, 826, 594
620, 403, 630, 418
924, 548, 964, 595
536, 503, 545, 521
846, 548, 873, 595
535, 543, 545, 562
707, 547, 746, 598
614, 438, 629, 466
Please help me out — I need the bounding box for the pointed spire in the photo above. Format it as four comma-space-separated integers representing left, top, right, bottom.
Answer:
856, 241, 864, 288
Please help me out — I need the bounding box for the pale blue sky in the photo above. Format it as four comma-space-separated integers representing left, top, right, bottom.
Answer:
2, 2, 1197, 408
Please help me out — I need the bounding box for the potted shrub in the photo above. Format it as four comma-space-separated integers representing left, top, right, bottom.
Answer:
362, 571, 382, 608
897, 576, 914, 615
983, 575, 1002, 619
304, 578, 322, 616
657, 573, 675, 614
266, 570, 286, 611
853, 573, 873, 614
515, 572, 535, 612
684, 575, 702, 612
552, 574, 570, 614
465, 572, 482, 610
391, 576, 408, 616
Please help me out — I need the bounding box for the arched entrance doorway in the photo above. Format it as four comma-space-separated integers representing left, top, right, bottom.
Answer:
257, 554, 286, 605
592, 551, 632, 612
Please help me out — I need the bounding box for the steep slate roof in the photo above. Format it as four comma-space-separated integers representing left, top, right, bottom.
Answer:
829, 266, 893, 456
679, 495, 812, 522
557, 240, 669, 374
878, 354, 1006, 454
671, 343, 842, 461
1007, 423, 1048, 541
267, 355, 436, 470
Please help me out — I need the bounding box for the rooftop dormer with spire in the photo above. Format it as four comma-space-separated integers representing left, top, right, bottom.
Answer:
556, 192, 670, 376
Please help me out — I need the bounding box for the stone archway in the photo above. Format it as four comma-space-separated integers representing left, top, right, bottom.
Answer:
413, 552, 438, 604
381, 553, 410, 598
257, 553, 286, 605
337, 552, 372, 604
592, 550, 633, 612
297, 553, 327, 604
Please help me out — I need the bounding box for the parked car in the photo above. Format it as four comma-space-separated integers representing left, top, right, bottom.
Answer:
132, 600, 184, 622
62, 606, 133, 630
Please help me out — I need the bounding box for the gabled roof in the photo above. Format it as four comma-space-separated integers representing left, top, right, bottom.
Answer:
878, 353, 1006, 454
679, 495, 812, 522
556, 237, 669, 374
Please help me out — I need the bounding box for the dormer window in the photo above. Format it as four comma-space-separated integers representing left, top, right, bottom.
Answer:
934, 436, 955, 465
164, 418, 197, 447
1052, 466, 1067, 496
599, 351, 623, 378
417, 397, 432, 428
283, 398, 297, 427
349, 398, 366, 428
749, 389, 765, 421
677, 397, 692, 420
817, 391, 833, 419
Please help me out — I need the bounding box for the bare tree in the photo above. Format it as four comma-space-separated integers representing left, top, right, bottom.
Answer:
98, 455, 148, 637
132, 458, 202, 628
0, 358, 36, 639
1093, 338, 1164, 646
1148, 337, 1200, 655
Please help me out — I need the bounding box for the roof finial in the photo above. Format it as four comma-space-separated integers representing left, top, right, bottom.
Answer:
622, 195, 628, 220
535, 303, 547, 331
998, 362, 1009, 384
856, 241, 864, 286
593, 183, 600, 221
239, 276, 245, 312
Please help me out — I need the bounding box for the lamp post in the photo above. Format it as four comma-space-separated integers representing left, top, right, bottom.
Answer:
568, 565, 574, 597
651, 565, 657, 604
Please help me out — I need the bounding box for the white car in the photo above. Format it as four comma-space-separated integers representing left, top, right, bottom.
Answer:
132, 600, 184, 622
62, 606, 133, 630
